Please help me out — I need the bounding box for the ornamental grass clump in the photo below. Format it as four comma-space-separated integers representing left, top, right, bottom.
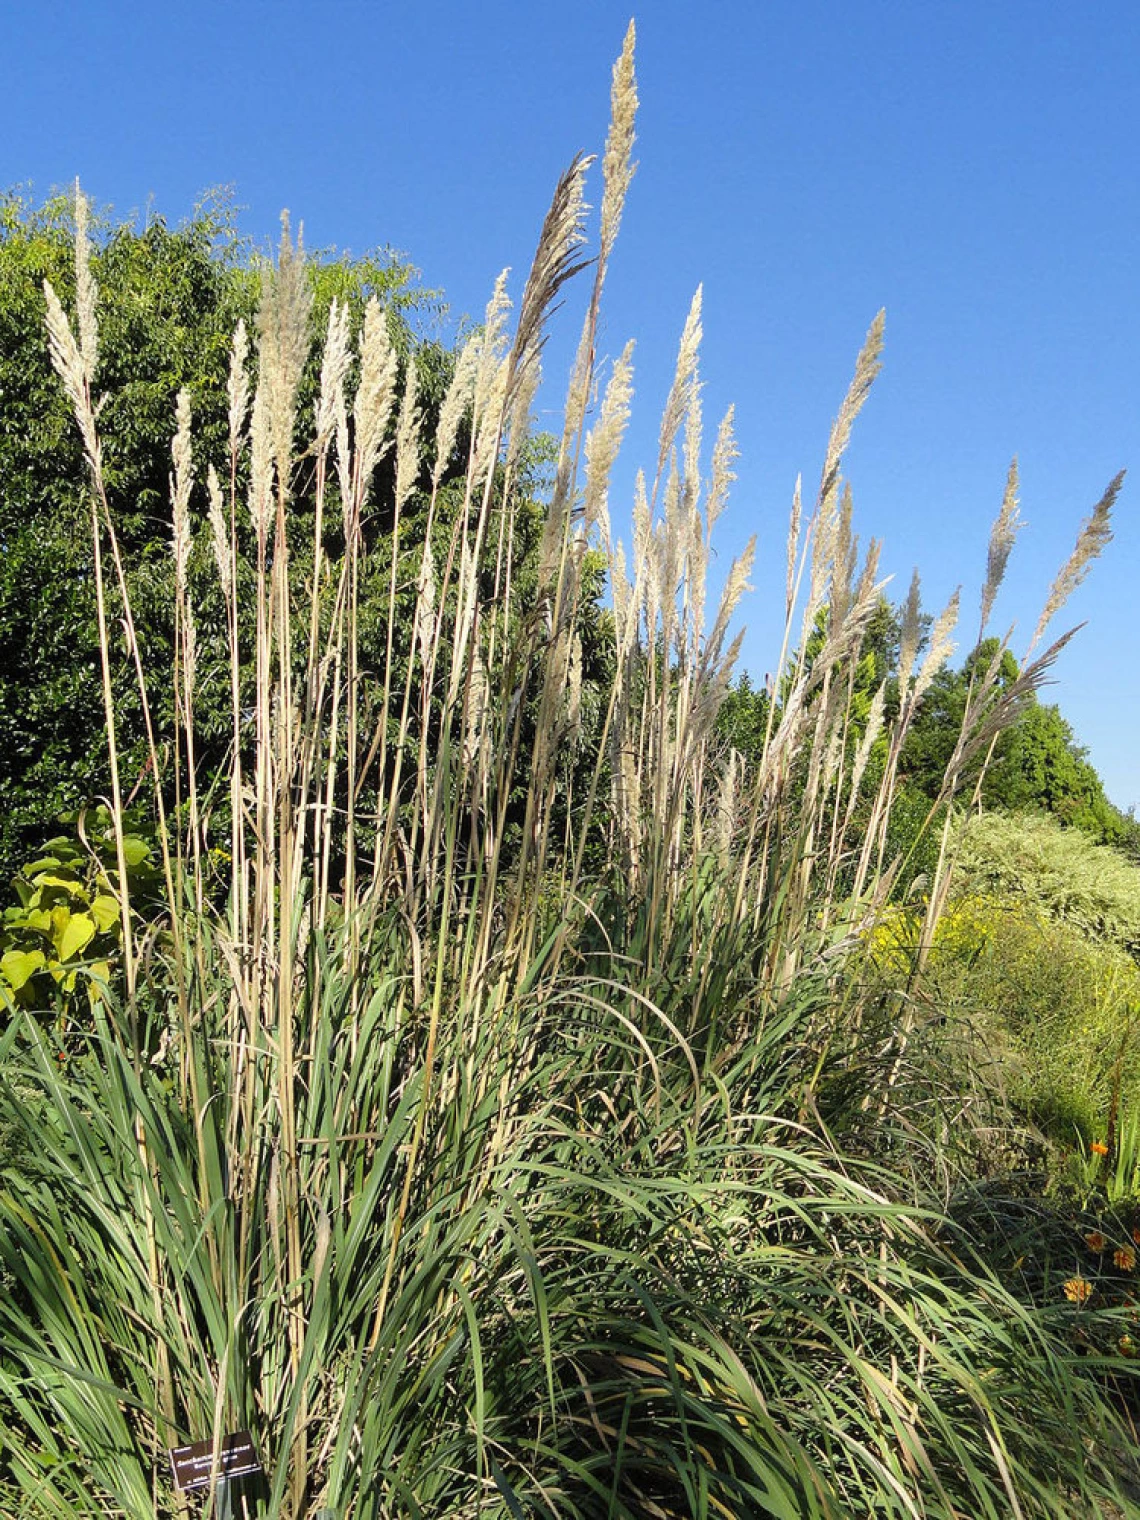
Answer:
0, 22, 1135, 1519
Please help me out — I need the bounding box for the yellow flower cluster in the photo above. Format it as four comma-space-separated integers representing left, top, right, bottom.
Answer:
1064, 1277, 1092, 1305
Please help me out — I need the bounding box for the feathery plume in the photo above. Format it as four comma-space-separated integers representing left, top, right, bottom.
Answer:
830, 482, 857, 625
559, 308, 594, 478
507, 155, 593, 419
897, 570, 922, 697
848, 533, 881, 630
463, 647, 490, 770
227, 319, 251, 457
182, 602, 198, 691
257, 213, 312, 489
553, 24, 636, 522
248, 386, 273, 540
706, 407, 738, 534
506, 348, 541, 470
695, 627, 746, 732
803, 481, 839, 654
394, 358, 422, 512
819, 311, 884, 512
473, 271, 512, 435
913, 588, 960, 705
315, 299, 351, 452
566, 632, 584, 738
706, 539, 756, 671
611, 539, 631, 654
414, 541, 436, 665
681, 347, 704, 524
433, 334, 478, 489
44, 280, 99, 467
73, 183, 98, 383
207, 465, 231, 599
820, 720, 844, 795
1028, 470, 1123, 655
582, 339, 635, 537
785, 474, 803, 618
849, 680, 887, 805
714, 748, 741, 865
656, 466, 682, 646
335, 365, 351, 512
353, 297, 398, 489
980, 458, 1022, 639
43, 191, 100, 465
656, 288, 702, 491
600, 21, 638, 263
631, 469, 651, 561
170, 389, 194, 595
473, 357, 511, 493
630, 468, 653, 639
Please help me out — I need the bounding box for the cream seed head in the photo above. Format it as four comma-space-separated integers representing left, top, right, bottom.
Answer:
600, 20, 638, 263
980, 458, 1023, 640
227, 319, 251, 457
170, 389, 194, 595
1029, 470, 1123, 656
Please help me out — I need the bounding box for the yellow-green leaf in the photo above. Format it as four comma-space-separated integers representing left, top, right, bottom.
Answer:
90, 895, 120, 933
21, 856, 64, 877
35, 873, 85, 897
57, 912, 96, 962
122, 837, 150, 868
1, 948, 46, 990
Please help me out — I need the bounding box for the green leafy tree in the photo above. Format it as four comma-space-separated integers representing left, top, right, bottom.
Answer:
899, 637, 1133, 845
986, 701, 1132, 841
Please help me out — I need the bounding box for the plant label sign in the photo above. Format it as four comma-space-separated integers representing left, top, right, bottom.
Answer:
168, 1430, 262, 1491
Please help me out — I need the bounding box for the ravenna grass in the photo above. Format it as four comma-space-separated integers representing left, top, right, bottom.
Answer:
2, 20, 1134, 1518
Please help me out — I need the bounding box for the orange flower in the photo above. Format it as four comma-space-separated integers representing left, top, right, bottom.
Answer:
1115, 1247, 1136, 1272
1063, 1277, 1093, 1305
1085, 1231, 1107, 1252
1091, 1141, 1109, 1157
1119, 1334, 1137, 1358
1131, 1226, 1140, 1247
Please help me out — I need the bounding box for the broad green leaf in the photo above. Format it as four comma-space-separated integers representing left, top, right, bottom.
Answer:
122, 836, 150, 868
0, 948, 46, 990
20, 856, 63, 877
6, 907, 55, 934
33, 872, 85, 897
90, 894, 120, 933
57, 912, 96, 962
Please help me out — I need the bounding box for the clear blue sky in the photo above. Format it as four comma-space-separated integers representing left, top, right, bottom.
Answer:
4, 0, 1137, 810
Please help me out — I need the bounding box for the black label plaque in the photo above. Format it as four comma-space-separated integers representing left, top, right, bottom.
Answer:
169, 1430, 262, 1491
